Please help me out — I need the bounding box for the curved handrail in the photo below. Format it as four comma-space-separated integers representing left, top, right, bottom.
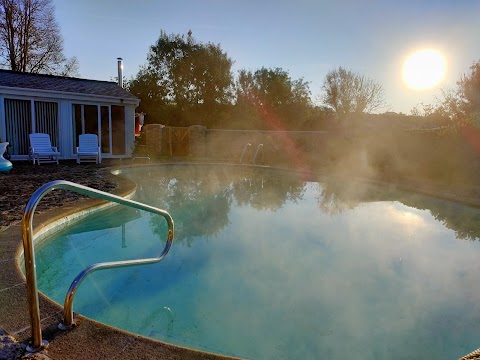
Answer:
22, 180, 174, 351
252, 143, 264, 165
239, 143, 251, 163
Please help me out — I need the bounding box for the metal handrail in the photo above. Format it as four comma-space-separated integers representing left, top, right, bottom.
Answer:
252, 143, 264, 165
21, 180, 174, 352
239, 143, 251, 163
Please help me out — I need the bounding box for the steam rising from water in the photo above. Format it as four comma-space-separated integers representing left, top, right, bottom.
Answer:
35, 165, 480, 359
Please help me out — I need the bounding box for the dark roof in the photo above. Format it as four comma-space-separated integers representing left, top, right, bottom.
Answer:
0, 69, 138, 101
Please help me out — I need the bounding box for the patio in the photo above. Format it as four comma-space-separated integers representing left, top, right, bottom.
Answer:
0, 161, 116, 229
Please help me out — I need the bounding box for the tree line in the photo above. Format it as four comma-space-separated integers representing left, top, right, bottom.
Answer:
128, 30, 388, 130
1, 1, 478, 132
127, 30, 480, 131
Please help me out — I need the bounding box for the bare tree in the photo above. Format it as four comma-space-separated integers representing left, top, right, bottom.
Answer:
0, 0, 78, 75
322, 67, 385, 121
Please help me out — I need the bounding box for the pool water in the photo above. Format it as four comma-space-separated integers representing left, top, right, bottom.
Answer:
35, 165, 480, 359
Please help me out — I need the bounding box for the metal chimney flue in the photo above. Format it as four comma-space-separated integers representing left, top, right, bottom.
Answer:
117, 57, 123, 88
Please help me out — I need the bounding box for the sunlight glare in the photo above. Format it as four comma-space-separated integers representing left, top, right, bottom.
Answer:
385, 204, 426, 230
402, 49, 446, 90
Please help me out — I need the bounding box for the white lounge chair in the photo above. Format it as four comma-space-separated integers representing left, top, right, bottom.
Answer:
29, 133, 60, 165
77, 134, 101, 164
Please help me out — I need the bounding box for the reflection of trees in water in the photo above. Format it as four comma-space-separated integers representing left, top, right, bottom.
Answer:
232, 169, 305, 211
139, 176, 232, 247
133, 167, 305, 245
398, 194, 480, 241
315, 177, 480, 241
134, 167, 480, 243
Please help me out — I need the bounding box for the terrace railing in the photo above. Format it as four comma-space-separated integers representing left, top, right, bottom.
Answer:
21, 180, 174, 352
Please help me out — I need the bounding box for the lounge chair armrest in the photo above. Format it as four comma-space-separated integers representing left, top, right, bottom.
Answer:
52, 146, 58, 152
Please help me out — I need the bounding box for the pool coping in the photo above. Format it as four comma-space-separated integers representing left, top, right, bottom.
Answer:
2, 161, 480, 359
0, 164, 238, 360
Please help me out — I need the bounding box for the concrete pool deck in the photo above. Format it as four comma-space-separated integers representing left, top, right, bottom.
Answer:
0, 163, 236, 360
2, 161, 480, 359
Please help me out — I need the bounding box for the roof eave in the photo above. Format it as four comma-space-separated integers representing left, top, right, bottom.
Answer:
0, 85, 140, 106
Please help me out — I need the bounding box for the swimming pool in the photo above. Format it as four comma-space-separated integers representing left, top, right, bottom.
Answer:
34, 164, 480, 359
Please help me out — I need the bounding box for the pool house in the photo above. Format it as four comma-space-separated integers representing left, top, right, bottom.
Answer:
0, 69, 139, 161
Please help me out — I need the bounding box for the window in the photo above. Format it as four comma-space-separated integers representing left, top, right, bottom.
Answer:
4, 98, 31, 155
4, 99, 58, 156
35, 101, 59, 147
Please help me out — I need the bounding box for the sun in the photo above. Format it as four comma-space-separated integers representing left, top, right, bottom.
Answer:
402, 49, 446, 90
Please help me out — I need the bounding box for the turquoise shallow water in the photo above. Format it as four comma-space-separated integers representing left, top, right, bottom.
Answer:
35, 165, 480, 359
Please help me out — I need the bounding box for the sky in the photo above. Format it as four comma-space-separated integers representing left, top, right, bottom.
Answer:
52, 0, 480, 114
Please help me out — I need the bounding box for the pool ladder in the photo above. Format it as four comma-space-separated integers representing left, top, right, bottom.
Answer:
240, 143, 264, 165
21, 180, 174, 352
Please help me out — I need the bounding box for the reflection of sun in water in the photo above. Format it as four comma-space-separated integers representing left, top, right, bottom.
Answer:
386, 205, 427, 235
402, 49, 446, 90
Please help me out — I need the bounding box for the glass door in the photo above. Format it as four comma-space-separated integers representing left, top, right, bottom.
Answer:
72, 104, 125, 157
100, 106, 111, 155
111, 105, 125, 155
